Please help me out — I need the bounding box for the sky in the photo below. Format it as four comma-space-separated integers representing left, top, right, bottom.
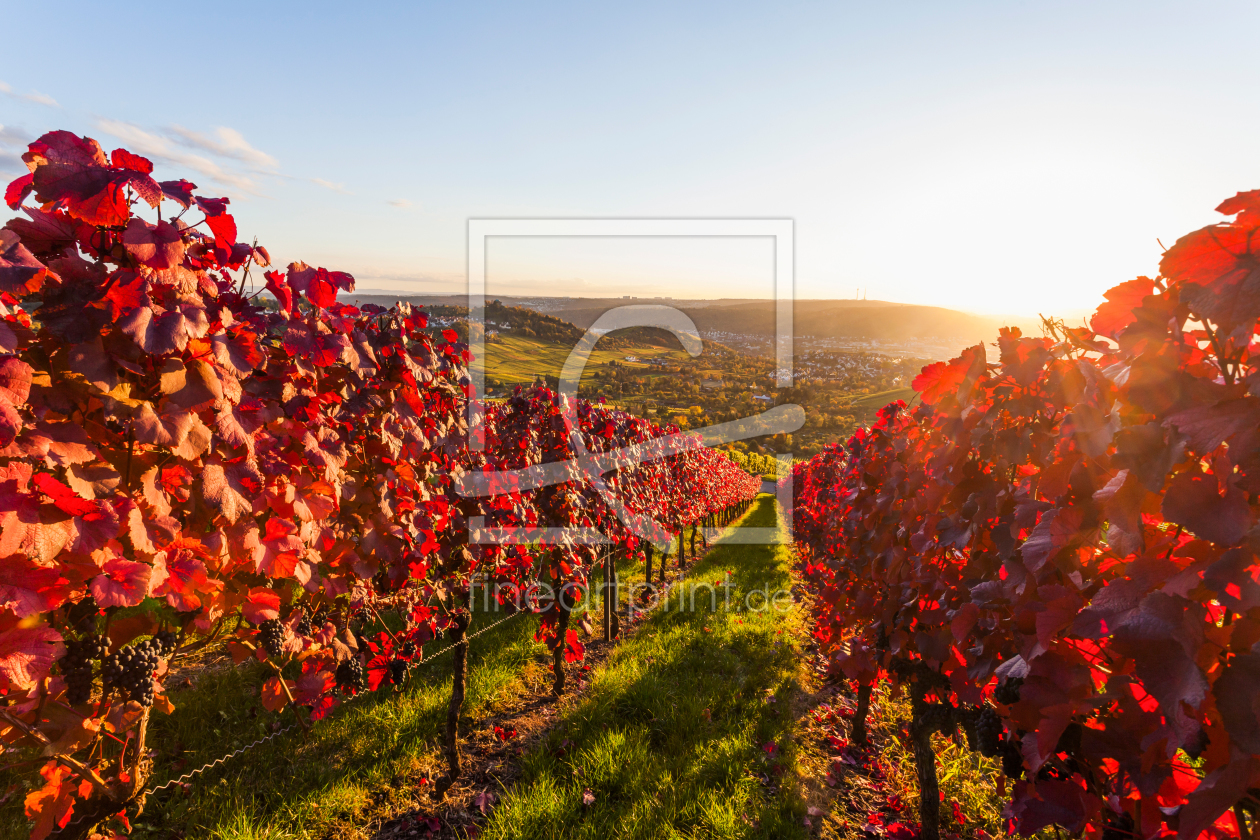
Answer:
2, 0, 1259, 319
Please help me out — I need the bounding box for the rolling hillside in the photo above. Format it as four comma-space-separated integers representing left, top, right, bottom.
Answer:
344, 292, 1044, 349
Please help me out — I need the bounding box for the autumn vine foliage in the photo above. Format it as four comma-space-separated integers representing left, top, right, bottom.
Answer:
0, 130, 758, 838
790, 192, 1260, 839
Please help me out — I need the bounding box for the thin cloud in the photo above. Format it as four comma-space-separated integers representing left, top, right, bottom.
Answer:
0, 124, 32, 177
0, 124, 32, 147
167, 125, 278, 170
95, 118, 263, 195
310, 177, 351, 195
0, 82, 59, 107
91, 118, 354, 205
387, 198, 413, 209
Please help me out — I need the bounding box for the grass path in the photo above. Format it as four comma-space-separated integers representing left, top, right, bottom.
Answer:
479, 494, 810, 840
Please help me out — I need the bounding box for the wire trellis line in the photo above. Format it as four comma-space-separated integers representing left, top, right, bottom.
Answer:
135, 514, 739, 803
138, 607, 532, 799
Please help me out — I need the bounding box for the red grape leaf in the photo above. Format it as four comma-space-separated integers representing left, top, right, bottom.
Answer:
90, 557, 152, 608
1213, 652, 1260, 754
150, 541, 215, 612
205, 213, 236, 251
0, 556, 69, 617
110, 148, 153, 174
257, 516, 302, 578
32, 473, 95, 517
119, 303, 202, 354
288, 262, 354, 309
1090, 277, 1154, 340
912, 344, 985, 406
1160, 223, 1260, 339
1177, 757, 1260, 840
4, 172, 33, 210
212, 330, 265, 376
242, 587, 281, 624
0, 625, 63, 690
0, 355, 33, 406
25, 131, 107, 167
24, 762, 91, 840
159, 359, 223, 411
1162, 468, 1253, 546
123, 219, 185, 270
264, 270, 294, 314
1166, 397, 1260, 454
260, 676, 293, 712
0, 229, 55, 296
201, 459, 261, 523
159, 179, 196, 209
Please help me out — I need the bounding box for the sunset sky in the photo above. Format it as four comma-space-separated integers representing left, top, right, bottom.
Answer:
3, 0, 1259, 319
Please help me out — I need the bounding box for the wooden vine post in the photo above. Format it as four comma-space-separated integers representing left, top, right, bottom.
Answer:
603, 546, 613, 641
551, 563, 573, 695
909, 678, 942, 840
851, 681, 872, 748
434, 604, 472, 798
644, 542, 655, 591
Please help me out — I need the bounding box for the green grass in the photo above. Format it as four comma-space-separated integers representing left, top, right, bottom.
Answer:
479, 494, 809, 840
484, 334, 685, 385
140, 607, 545, 840
846, 387, 918, 409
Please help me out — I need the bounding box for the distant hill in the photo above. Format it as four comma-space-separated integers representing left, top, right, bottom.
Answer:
343, 292, 1043, 349
344, 297, 688, 350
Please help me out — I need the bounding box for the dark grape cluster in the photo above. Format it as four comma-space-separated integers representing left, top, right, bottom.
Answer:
970, 704, 1024, 777
152, 630, 178, 658
336, 657, 366, 693
918, 703, 954, 735
387, 658, 408, 686
956, 705, 980, 751
975, 706, 1003, 757
59, 634, 109, 705
259, 619, 285, 657
295, 612, 312, 637
400, 640, 416, 659
994, 676, 1024, 705
102, 641, 162, 707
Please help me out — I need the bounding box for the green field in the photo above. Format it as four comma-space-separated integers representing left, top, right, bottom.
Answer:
483, 334, 688, 386
846, 387, 918, 409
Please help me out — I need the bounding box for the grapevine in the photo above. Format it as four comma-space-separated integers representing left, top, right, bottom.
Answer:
790, 188, 1260, 839
0, 126, 761, 839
